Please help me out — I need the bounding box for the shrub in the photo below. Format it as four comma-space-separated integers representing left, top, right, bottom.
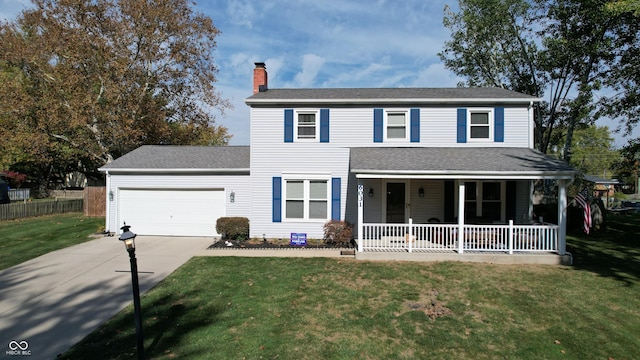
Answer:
323, 220, 353, 246
216, 217, 249, 241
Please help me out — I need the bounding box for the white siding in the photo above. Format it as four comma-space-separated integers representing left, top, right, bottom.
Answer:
106, 173, 250, 234
410, 180, 445, 223
249, 104, 534, 239
252, 106, 531, 149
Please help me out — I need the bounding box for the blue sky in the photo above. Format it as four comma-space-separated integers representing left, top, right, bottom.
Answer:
1, 0, 634, 147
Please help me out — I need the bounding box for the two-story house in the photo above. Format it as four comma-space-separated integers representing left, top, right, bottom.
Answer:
100, 62, 575, 264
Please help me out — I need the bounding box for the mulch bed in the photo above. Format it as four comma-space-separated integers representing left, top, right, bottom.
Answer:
208, 239, 354, 250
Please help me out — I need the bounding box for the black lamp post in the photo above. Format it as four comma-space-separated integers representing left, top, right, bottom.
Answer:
119, 223, 144, 360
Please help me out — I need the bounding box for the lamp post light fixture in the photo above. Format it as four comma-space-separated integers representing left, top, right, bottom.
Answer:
119, 223, 144, 360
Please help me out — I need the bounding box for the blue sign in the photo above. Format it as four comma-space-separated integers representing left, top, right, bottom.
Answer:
290, 233, 307, 246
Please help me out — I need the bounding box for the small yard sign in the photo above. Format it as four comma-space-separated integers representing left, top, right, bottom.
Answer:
290, 233, 307, 246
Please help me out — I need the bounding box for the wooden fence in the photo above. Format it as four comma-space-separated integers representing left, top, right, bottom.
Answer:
0, 199, 83, 221
84, 187, 106, 217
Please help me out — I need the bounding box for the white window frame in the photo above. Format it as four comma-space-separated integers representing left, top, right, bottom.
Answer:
467, 108, 494, 142
384, 110, 409, 141
457, 180, 505, 222
295, 110, 319, 142
283, 175, 330, 222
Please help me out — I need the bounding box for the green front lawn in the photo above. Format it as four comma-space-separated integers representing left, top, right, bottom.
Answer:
0, 213, 105, 270
61, 214, 640, 359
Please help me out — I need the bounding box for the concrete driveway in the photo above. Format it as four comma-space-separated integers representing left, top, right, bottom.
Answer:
0, 235, 213, 359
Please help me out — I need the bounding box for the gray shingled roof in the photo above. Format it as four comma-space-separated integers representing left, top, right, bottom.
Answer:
99, 145, 250, 172
350, 147, 575, 177
246, 87, 540, 105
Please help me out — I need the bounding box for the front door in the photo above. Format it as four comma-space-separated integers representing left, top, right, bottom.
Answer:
386, 182, 406, 223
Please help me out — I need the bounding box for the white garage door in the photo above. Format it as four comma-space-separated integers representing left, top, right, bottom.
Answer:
118, 189, 225, 236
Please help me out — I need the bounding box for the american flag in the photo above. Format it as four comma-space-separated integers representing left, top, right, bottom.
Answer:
575, 188, 591, 234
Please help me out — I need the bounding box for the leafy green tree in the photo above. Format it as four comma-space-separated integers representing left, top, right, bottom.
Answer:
0, 0, 231, 195
549, 125, 619, 177
612, 139, 640, 193
599, 0, 640, 135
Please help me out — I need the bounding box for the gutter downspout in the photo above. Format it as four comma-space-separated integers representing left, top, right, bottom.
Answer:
528, 101, 534, 149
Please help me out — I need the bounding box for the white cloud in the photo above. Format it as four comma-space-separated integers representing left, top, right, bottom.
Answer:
325, 62, 393, 87
264, 57, 285, 85
225, 0, 256, 28
292, 54, 326, 87
410, 62, 462, 87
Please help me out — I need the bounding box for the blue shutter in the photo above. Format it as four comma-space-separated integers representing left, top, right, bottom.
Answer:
373, 108, 383, 142
410, 108, 420, 142
284, 109, 293, 143
320, 109, 330, 142
457, 108, 467, 143
494, 107, 504, 142
272, 177, 282, 222
331, 178, 341, 220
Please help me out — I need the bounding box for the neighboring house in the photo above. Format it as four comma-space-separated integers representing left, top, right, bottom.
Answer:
101, 62, 576, 263
584, 174, 619, 208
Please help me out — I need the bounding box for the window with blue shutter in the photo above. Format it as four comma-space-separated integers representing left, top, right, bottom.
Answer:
272, 177, 282, 222
284, 109, 293, 142
373, 108, 383, 142
494, 107, 504, 142
457, 108, 467, 143
331, 177, 341, 220
410, 108, 420, 142
320, 109, 330, 142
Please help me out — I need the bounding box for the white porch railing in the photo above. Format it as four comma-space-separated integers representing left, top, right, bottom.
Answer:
358, 220, 558, 254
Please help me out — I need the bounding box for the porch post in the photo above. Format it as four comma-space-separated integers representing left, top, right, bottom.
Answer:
557, 179, 567, 256
357, 183, 364, 253
408, 218, 413, 253
458, 181, 465, 254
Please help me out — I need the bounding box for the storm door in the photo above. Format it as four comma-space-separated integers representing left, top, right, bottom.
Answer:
386, 182, 406, 223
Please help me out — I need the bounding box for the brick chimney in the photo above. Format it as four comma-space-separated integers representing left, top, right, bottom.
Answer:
253, 62, 268, 94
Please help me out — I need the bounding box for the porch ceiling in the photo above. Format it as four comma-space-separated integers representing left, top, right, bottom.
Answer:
350, 147, 576, 180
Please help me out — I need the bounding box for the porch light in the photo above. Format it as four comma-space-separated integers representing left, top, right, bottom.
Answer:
229, 191, 235, 203
119, 223, 137, 251
368, 188, 374, 197
419, 187, 425, 198
109, 190, 114, 201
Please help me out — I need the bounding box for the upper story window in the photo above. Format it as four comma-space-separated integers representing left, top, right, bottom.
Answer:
296, 111, 318, 141
374, 108, 420, 143
285, 109, 329, 143
468, 109, 493, 141
457, 107, 504, 144
386, 112, 408, 140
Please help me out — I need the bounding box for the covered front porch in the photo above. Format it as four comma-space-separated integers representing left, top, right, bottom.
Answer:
349, 147, 576, 264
